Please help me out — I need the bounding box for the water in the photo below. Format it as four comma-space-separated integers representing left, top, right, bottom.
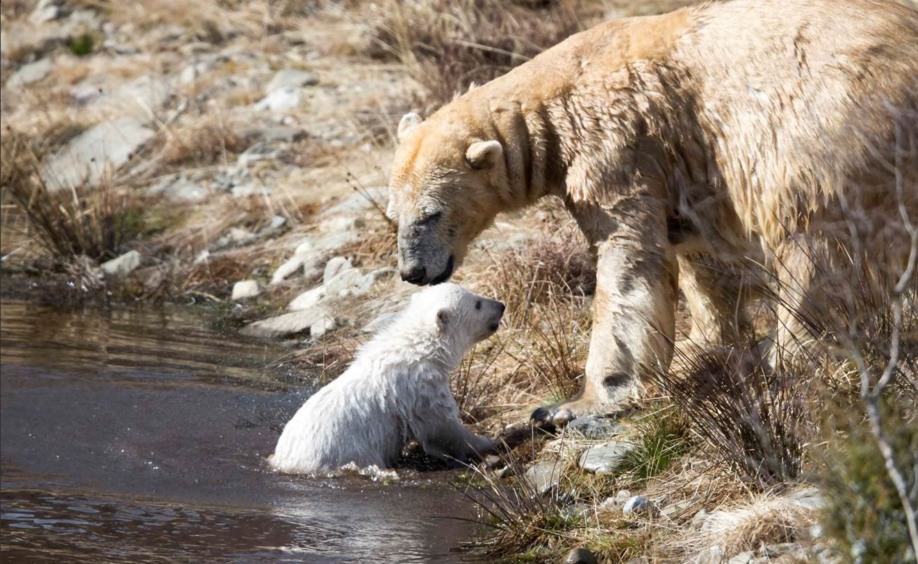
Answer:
0, 300, 482, 563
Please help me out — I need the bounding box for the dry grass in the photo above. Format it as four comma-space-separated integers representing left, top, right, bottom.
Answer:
1, 128, 151, 262
651, 345, 811, 489
474, 223, 595, 328
680, 490, 821, 558
363, 0, 592, 105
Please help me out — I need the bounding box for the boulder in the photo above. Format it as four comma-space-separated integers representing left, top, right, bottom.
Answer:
310, 316, 336, 339
266, 69, 318, 92
42, 117, 155, 190
95, 75, 171, 117
622, 495, 649, 515
323, 256, 353, 284
524, 460, 564, 496
567, 415, 625, 440
578, 441, 634, 474
240, 306, 330, 339
231, 280, 263, 301
289, 286, 326, 311
30, 0, 69, 24
694, 546, 725, 564
254, 86, 301, 112
270, 253, 322, 285
7, 58, 53, 89
100, 250, 141, 278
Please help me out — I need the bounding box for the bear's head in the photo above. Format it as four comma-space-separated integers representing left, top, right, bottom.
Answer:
410, 283, 505, 348
388, 111, 507, 286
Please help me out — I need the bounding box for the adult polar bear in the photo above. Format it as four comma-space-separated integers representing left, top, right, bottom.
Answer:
387, 0, 918, 425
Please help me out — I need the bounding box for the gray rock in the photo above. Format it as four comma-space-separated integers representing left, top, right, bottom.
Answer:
567, 415, 625, 440
758, 544, 800, 558
270, 253, 322, 285
289, 286, 326, 311
30, 0, 69, 24
726, 552, 756, 564
694, 546, 725, 564
325, 268, 365, 297
179, 61, 214, 85
147, 174, 209, 203
578, 441, 633, 474
691, 509, 710, 531
240, 306, 330, 339
7, 58, 53, 89
100, 250, 141, 278
563, 547, 597, 564
42, 117, 155, 190
231, 280, 263, 301
661, 499, 694, 519
254, 86, 301, 112
323, 256, 353, 284
267, 69, 318, 92
787, 488, 824, 510
237, 142, 281, 168
310, 316, 336, 339
323, 187, 390, 215
95, 75, 171, 117
623, 495, 649, 515
243, 125, 307, 144
524, 460, 564, 496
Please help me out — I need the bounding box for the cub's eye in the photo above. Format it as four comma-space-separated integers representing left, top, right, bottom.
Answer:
475, 301, 482, 310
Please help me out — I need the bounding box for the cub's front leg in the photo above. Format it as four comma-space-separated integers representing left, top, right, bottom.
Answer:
532, 194, 679, 426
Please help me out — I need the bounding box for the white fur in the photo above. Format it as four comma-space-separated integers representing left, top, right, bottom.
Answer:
270, 283, 503, 474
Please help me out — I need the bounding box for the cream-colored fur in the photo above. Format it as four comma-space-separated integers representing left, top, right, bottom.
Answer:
270, 284, 503, 474
387, 0, 918, 423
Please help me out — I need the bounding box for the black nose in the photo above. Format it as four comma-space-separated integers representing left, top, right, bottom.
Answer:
498, 302, 506, 313
401, 265, 426, 285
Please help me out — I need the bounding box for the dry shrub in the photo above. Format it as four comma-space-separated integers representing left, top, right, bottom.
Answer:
452, 339, 507, 423
458, 454, 578, 559
476, 225, 595, 328
1, 129, 150, 262
364, 0, 589, 105
506, 294, 590, 402
77, 0, 284, 41
683, 490, 821, 559
158, 118, 244, 168
181, 252, 253, 297
652, 346, 811, 489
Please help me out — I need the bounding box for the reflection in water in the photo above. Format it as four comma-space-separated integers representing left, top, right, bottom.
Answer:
1, 301, 482, 563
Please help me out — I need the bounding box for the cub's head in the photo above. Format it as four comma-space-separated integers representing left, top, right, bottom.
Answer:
388, 111, 506, 286
410, 283, 505, 347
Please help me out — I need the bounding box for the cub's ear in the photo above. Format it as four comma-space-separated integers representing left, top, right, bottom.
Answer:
397, 112, 423, 143
466, 140, 502, 170
436, 308, 450, 331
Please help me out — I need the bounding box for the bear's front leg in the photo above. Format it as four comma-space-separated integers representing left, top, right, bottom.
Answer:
532, 195, 679, 427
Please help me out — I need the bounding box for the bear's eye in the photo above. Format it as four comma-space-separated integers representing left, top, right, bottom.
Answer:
475, 300, 482, 310
418, 211, 442, 225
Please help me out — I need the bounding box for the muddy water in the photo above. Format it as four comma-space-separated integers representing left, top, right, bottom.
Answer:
0, 300, 482, 563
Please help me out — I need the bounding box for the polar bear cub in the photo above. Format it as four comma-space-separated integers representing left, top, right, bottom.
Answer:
270, 283, 504, 474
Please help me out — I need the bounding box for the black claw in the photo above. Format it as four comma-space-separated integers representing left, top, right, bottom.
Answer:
529, 407, 557, 431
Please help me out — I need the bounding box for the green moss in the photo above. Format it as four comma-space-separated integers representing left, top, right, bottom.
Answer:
67, 33, 96, 57
619, 409, 691, 482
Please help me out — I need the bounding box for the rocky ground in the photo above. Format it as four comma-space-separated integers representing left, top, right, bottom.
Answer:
2, 1, 915, 563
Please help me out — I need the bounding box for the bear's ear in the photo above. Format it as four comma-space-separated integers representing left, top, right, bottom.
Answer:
436, 308, 450, 331
466, 140, 502, 170
386, 194, 398, 221
397, 112, 423, 143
